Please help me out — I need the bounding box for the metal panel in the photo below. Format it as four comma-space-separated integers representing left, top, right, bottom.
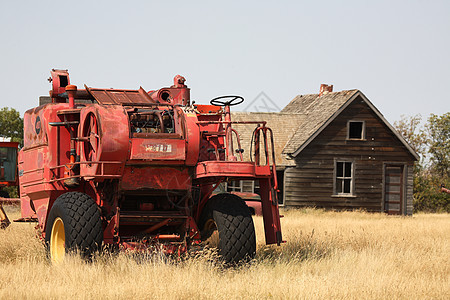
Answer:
121, 166, 192, 190
86, 87, 154, 105
130, 138, 186, 161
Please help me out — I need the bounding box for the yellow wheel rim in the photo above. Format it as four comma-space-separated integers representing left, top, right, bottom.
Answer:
204, 219, 216, 231
204, 219, 219, 248
50, 217, 65, 263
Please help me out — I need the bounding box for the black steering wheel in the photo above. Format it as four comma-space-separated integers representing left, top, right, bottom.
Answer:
210, 95, 244, 106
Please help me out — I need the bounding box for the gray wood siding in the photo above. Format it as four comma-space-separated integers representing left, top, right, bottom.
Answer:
284, 96, 416, 213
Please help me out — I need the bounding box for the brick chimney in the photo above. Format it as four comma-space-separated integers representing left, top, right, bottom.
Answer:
319, 84, 333, 97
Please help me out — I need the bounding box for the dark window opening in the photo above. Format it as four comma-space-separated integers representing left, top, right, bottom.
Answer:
348, 121, 364, 139
59, 75, 68, 87
277, 170, 284, 205
0, 147, 18, 182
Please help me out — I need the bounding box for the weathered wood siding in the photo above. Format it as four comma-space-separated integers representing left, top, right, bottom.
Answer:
284, 96, 416, 214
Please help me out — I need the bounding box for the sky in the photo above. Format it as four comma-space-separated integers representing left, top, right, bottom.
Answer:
0, 0, 449, 124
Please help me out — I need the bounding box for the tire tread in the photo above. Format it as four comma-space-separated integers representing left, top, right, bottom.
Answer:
201, 193, 256, 264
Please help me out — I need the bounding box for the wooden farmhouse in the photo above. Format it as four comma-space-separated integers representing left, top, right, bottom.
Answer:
232, 87, 418, 215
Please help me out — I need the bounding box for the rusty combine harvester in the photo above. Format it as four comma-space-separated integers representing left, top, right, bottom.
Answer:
13, 69, 282, 263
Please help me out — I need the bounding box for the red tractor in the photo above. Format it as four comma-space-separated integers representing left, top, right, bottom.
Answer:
17, 69, 282, 263
0, 141, 19, 228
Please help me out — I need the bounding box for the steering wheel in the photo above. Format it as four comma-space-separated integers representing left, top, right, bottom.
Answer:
210, 95, 244, 106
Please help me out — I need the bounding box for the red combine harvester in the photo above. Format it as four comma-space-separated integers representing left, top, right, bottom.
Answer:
16, 69, 282, 263
0, 141, 19, 228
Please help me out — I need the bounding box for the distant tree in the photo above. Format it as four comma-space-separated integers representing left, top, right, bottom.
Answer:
393, 114, 428, 176
427, 113, 450, 178
0, 107, 23, 145
393, 114, 427, 161
394, 113, 450, 213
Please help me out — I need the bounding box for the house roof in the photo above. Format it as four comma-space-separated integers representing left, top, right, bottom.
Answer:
281, 90, 359, 155
231, 112, 305, 167
281, 90, 420, 160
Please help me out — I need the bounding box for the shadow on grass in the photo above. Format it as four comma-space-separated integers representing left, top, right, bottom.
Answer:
256, 229, 333, 264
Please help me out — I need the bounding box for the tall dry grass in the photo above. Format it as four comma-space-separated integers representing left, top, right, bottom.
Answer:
0, 205, 449, 299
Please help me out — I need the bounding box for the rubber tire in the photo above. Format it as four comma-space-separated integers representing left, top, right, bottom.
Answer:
0, 190, 10, 198
200, 193, 256, 264
45, 192, 103, 260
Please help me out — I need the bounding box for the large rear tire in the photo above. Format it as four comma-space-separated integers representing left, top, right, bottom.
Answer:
200, 193, 256, 264
45, 192, 103, 263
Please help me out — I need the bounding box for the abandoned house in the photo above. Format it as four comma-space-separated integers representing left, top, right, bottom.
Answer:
231, 85, 418, 215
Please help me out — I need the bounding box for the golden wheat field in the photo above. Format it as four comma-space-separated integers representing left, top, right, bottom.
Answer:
0, 206, 449, 300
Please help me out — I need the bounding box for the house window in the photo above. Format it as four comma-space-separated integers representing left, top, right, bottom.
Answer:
226, 180, 242, 192
226, 180, 256, 193
335, 161, 353, 195
348, 121, 365, 140
241, 180, 255, 193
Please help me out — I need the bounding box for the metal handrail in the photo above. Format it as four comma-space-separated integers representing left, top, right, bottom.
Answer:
21, 161, 123, 187
252, 125, 278, 190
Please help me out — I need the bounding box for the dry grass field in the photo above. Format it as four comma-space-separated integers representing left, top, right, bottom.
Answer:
0, 206, 449, 299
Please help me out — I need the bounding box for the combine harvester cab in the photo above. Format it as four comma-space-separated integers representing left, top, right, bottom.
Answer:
18, 69, 283, 264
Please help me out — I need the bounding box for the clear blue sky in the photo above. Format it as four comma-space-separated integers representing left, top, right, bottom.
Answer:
0, 0, 449, 123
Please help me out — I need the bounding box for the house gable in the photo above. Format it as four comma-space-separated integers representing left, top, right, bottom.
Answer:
282, 91, 419, 161
298, 95, 419, 162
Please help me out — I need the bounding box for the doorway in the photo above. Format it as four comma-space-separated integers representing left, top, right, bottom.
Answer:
384, 165, 404, 215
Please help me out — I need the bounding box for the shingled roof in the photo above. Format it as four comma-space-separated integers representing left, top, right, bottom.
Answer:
280, 90, 419, 160
281, 90, 359, 155
231, 112, 305, 167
